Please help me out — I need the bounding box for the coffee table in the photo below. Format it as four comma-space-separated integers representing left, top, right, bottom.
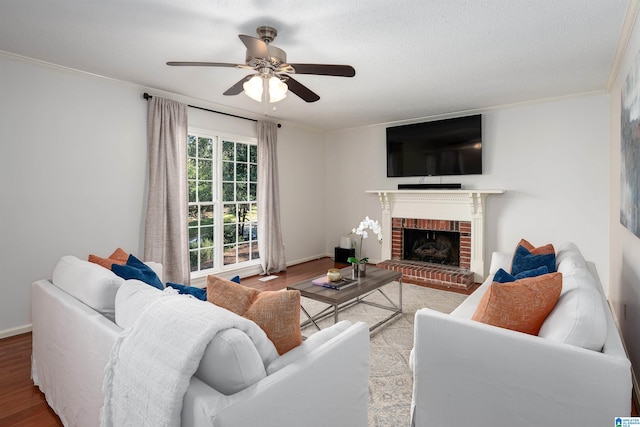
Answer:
287, 265, 402, 333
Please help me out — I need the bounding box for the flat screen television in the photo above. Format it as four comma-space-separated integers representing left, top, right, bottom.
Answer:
386, 114, 482, 177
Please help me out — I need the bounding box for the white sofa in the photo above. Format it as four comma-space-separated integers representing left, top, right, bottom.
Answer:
31, 255, 370, 427
410, 242, 632, 427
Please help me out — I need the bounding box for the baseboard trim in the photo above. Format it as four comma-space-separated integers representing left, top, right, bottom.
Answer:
0, 324, 32, 339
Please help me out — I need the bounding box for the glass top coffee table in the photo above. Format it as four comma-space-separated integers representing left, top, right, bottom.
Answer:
287, 265, 402, 333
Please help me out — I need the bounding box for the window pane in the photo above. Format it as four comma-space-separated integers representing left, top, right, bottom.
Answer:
249, 145, 257, 163
222, 140, 234, 161
236, 182, 247, 201
222, 161, 234, 181
249, 204, 258, 221
249, 164, 257, 182
198, 182, 213, 202
237, 143, 248, 162
223, 246, 236, 265
237, 243, 250, 263
251, 242, 260, 260
200, 248, 214, 270
249, 183, 256, 201
200, 225, 213, 243
188, 158, 197, 180
190, 251, 198, 272
188, 205, 198, 226
222, 182, 234, 202
224, 224, 236, 244
199, 159, 212, 180
201, 205, 213, 225
188, 135, 197, 157
239, 222, 250, 242
223, 204, 236, 223
198, 137, 213, 159
189, 228, 198, 249
188, 181, 196, 203
236, 163, 247, 182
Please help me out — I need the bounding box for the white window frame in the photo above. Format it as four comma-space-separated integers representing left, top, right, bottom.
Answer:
188, 127, 260, 283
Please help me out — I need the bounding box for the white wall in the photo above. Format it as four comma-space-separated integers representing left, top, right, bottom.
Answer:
0, 54, 326, 335
325, 95, 611, 286
609, 10, 640, 383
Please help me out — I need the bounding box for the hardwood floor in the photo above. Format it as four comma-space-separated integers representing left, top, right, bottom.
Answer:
0, 333, 62, 426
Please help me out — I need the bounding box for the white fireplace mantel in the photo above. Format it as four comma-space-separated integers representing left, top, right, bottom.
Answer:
366, 189, 505, 281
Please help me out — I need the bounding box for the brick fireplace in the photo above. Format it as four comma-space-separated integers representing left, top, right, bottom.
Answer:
367, 189, 504, 290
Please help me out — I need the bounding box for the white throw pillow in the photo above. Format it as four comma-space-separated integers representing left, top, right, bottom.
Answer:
538, 278, 607, 352
115, 279, 163, 329
52, 255, 124, 322
196, 328, 267, 395
555, 242, 587, 275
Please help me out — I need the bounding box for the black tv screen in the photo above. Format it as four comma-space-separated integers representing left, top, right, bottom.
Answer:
386, 115, 482, 177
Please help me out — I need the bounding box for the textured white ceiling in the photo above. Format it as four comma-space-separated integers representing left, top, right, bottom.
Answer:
0, 0, 632, 130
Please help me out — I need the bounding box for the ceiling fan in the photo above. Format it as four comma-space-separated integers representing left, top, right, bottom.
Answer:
167, 26, 356, 103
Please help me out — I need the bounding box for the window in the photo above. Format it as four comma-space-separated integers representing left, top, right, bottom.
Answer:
187, 130, 259, 275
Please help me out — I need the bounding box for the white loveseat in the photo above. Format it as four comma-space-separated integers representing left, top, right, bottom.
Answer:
410, 242, 632, 427
31, 255, 370, 427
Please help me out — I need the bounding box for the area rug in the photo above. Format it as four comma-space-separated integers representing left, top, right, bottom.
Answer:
300, 282, 467, 427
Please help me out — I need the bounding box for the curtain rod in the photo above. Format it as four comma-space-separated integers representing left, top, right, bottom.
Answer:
143, 93, 281, 128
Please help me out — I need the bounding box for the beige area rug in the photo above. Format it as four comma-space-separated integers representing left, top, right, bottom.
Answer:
300, 282, 467, 427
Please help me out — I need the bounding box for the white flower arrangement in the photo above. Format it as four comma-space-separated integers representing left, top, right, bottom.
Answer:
348, 216, 383, 265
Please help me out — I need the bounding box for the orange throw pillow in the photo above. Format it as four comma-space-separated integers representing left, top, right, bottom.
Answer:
207, 275, 302, 355
517, 238, 555, 255
88, 248, 129, 269
472, 272, 562, 335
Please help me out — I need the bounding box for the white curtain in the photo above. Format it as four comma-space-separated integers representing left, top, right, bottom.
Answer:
257, 121, 286, 274
144, 96, 190, 284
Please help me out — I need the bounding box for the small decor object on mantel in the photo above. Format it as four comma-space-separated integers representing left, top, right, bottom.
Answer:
347, 216, 383, 279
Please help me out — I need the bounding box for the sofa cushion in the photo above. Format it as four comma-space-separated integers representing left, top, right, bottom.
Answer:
207, 275, 302, 355
266, 321, 352, 375
52, 255, 124, 322
112, 254, 164, 290
472, 272, 562, 335
511, 244, 556, 276
538, 279, 607, 351
115, 279, 163, 329
555, 242, 588, 276
88, 248, 129, 269
195, 328, 267, 395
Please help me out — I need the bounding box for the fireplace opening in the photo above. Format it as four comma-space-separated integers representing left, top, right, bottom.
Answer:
403, 228, 460, 266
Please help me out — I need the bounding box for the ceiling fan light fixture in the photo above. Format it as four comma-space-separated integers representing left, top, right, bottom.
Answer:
268, 76, 288, 103
243, 75, 263, 102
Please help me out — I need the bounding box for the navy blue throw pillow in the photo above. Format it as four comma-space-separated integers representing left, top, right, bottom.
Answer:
167, 283, 207, 300
112, 254, 164, 290
231, 275, 241, 284
511, 245, 556, 277
493, 266, 550, 283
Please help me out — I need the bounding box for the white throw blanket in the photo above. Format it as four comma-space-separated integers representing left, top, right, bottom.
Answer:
101, 294, 259, 427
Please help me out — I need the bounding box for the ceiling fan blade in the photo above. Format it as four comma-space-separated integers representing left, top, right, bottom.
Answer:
285, 76, 320, 102
238, 35, 270, 59
284, 63, 356, 77
166, 61, 253, 69
223, 75, 253, 96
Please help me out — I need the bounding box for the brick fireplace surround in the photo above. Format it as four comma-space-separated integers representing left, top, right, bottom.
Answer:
367, 189, 504, 290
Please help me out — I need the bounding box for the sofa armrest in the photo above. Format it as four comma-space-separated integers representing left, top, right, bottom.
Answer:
411, 308, 631, 427
184, 321, 370, 427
